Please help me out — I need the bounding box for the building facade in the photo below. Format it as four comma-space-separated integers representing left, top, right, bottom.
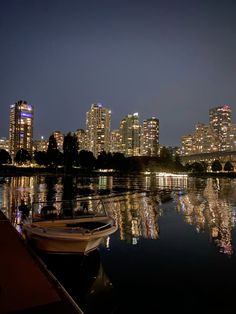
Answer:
86, 103, 111, 157
53, 131, 64, 152
33, 137, 48, 152
0, 137, 9, 152
141, 117, 159, 156
75, 129, 86, 151
110, 129, 121, 153
229, 124, 236, 151
9, 100, 34, 158
209, 105, 232, 151
181, 105, 235, 156
119, 113, 141, 157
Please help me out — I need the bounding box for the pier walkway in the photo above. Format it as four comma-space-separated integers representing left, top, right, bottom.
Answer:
0, 211, 83, 314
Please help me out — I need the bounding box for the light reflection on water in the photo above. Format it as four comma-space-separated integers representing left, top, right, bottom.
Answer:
1, 174, 236, 255
175, 178, 236, 256
1, 174, 236, 313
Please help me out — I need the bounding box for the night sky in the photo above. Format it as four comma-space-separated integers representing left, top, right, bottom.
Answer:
1, 0, 236, 146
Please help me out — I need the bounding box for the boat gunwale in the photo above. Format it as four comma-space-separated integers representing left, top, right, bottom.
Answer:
24, 225, 118, 241
23, 216, 117, 240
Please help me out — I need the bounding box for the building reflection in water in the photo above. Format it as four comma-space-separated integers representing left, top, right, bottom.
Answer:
0, 176, 64, 224
1, 174, 235, 255
0, 177, 35, 223
98, 176, 113, 191
175, 178, 236, 256
104, 192, 159, 245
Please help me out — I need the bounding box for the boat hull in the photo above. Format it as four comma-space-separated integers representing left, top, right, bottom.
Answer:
26, 233, 105, 254
23, 217, 117, 254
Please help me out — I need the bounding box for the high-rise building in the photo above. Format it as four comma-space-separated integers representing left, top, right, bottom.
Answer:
86, 103, 111, 157
181, 123, 218, 156
110, 130, 121, 153
9, 100, 34, 158
53, 131, 64, 152
33, 136, 48, 152
141, 117, 159, 156
181, 135, 194, 156
193, 123, 218, 153
0, 137, 9, 152
75, 129, 86, 151
119, 113, 141, 156
209, 105, 232, 151
229, 124, 236, 151
181, 105, 234, 155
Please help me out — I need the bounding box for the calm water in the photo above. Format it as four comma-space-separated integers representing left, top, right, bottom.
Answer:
1, 174, 236, 313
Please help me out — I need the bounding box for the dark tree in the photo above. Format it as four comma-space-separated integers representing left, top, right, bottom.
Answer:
112, 152, 127, 170
185, 163, 192, 172
224, 161, 234, 172
63, 133, 79, 172
78, 150, 96, 170
160, 146, 172, 161
0, 149, 12, 164
211, 160, 222, 172
47, 135, 61, 167
96, 151, 113, 169
15, 149, 32, 165
34, 151, 48, 166
126, 157, 143, 172
200, 161, 208, 172
48, 134, 57, 150
47, 135, 64, 167
173, 154, 185, 171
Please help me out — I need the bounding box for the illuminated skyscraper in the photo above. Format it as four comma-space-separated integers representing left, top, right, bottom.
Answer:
181, 134, 194, 155
86, 103, 111, 157
229, 124, 236, 151
9, 100, 34, 158
53, 131, 64, 152
75, 129, 86, 151
181, 105, 235, 155
193, 123, 218, 153
119, 113, 141, 156
141, 117, 159, 156
33, 136, 48, 152
0, 137, 9, 152
110, 129, 121, 153
209, 105, 232, 151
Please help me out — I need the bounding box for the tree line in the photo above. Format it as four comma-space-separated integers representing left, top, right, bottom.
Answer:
0, 133, 234, 173
0, 134, 185, 172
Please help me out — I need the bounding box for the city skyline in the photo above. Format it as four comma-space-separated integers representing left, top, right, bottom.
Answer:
1, 0, 236, 145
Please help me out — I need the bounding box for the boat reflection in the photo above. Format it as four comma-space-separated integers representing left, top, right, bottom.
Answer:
38, 249, 116, 314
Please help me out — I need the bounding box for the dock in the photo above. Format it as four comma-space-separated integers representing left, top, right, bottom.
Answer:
0, 211, 84, 314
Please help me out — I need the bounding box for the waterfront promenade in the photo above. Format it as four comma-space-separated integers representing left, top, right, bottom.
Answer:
0, 211, 83, 314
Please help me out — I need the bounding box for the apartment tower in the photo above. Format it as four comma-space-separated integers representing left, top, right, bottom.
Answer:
209, 105, 232, 151
86, 103, 111, 157
141, 117, 159, 156
119, 113, 141, 156
9, 100, 34, 158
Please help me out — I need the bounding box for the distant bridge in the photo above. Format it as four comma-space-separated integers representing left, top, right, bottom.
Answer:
180, 151, 236, 170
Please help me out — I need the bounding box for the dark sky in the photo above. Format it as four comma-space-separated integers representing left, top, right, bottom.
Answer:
1, 0, 236, 146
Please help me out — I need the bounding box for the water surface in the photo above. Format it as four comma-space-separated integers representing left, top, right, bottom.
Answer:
1, 174, 236, 313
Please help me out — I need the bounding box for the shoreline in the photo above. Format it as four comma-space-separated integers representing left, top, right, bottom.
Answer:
0, 166, 235, 178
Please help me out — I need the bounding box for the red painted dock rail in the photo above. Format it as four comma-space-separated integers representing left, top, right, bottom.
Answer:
0, 211, 83, 314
